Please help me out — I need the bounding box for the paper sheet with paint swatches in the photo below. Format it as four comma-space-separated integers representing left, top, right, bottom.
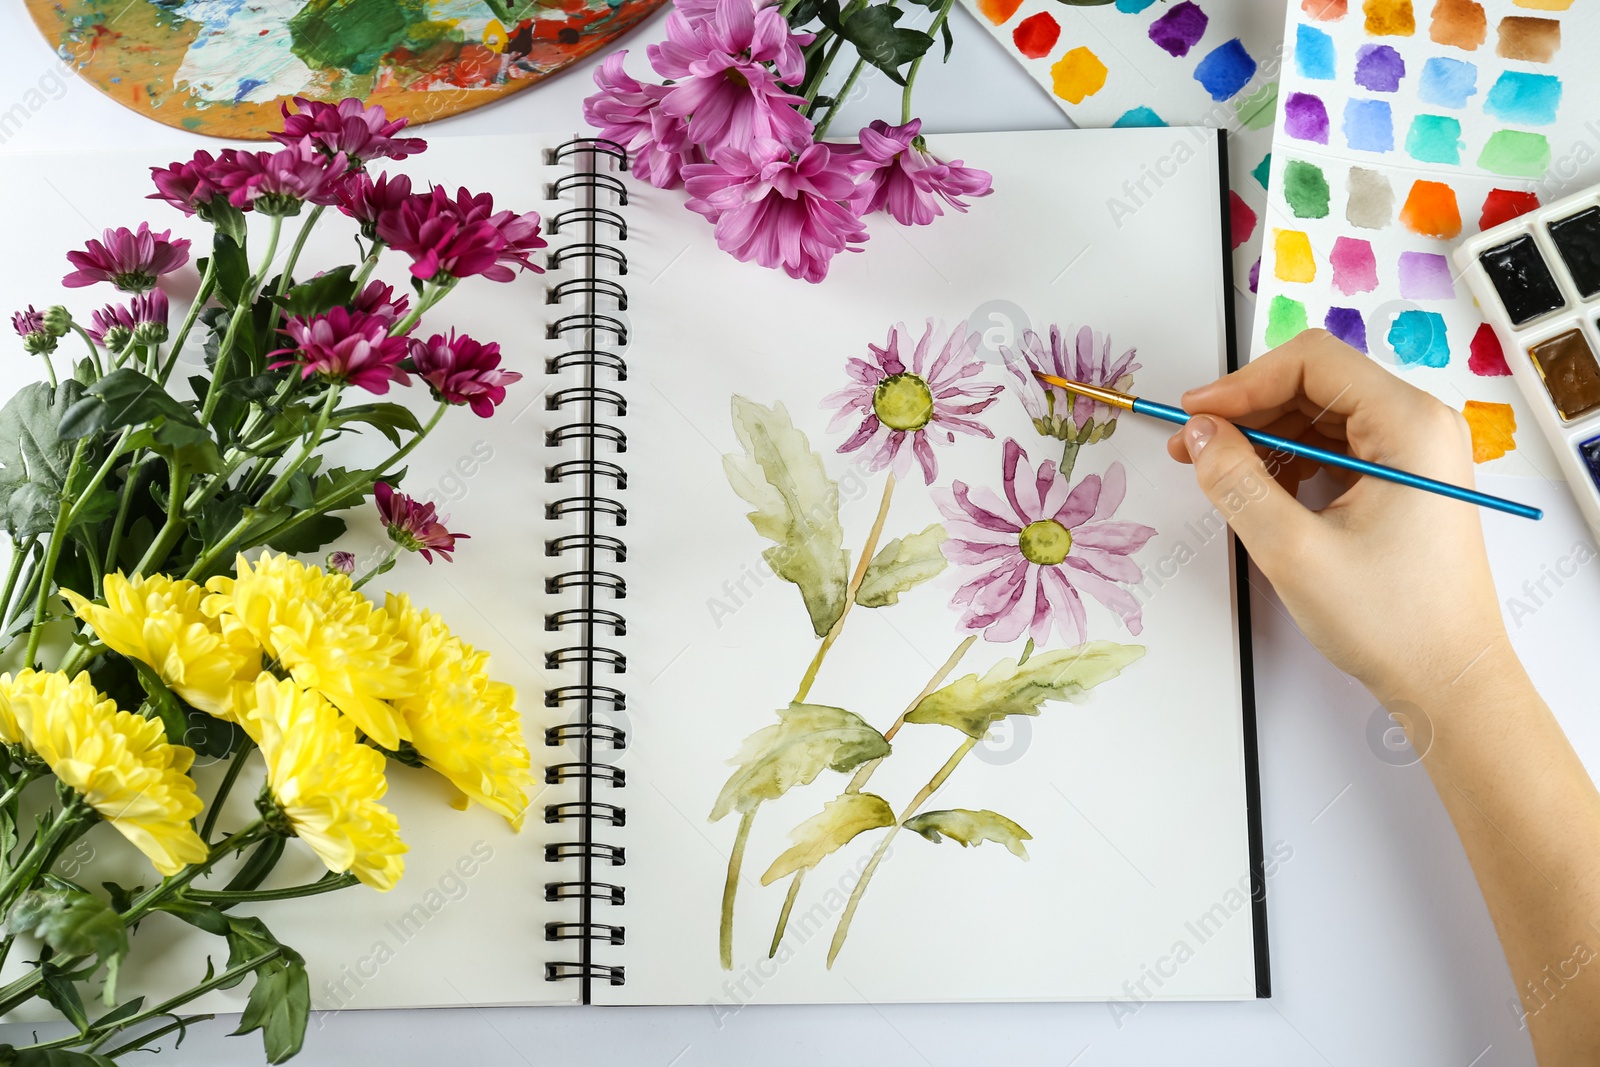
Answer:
956, 0, 1286, 296
1251, 0, 1600, 478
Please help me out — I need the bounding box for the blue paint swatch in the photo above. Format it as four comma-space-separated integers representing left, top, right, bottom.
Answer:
1113, 106, 1167, 128
1406, 115, 1463, 165
1354, 44, 1404, 92
1484, 71, 1563, 126
1252, 152, 1272, 190
1388, 310, 1450, 367
1417, 57, 1477, 109
1296, 25, 1336, 80
1343, 99, 1394, 153
1194, 39, 1258, 102
1326, 308, 1368, 353
1116, 0, 1158, 11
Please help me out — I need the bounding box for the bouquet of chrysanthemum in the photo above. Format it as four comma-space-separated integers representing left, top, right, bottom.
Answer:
0, 98, 538, 1063
582, 0, 993, 283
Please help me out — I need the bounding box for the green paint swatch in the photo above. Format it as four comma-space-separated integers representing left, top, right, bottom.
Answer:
1405, 114, 1463, 165
1252, 152, 1272, 191
1282, 160, 1330, 219
1234, 82, 1280, 131
1264, 296, 1309, 348
1478, 130, 1553, 178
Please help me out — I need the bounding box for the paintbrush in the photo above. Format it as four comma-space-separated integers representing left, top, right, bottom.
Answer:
1033, 372, 1543, 521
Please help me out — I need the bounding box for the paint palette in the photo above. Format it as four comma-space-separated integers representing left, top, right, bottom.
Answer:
1456, 185, 1600, 529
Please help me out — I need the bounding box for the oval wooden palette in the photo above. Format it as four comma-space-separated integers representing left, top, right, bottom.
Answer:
27, 0, 667, 141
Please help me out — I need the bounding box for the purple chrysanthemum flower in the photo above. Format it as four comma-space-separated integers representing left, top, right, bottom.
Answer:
149, 150, 233, 219
269, 306, 411, 394
272, 97, 427, 165
209, 143, 349, 216
823, 320, 1001, 484
11, 306, 54, 355
409, 331, 523, 418
336, 171, 413, 240
350, 280, 411, 330
88, 290, 169, 351
848, 119, 993, 226
429, 188, 546, 280
375, 187, 544, 283
63, 223, 191, 292
374, 481, 468, 563
1002, 325, 1140, 445
583, 52, 699, 189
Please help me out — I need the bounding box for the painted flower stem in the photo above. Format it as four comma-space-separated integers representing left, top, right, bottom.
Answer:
769, 870, 806, 958
158, 255, 217, 385
828, 735, 978, 967
720, 808, 755, 970
1059, 438, 1081, 483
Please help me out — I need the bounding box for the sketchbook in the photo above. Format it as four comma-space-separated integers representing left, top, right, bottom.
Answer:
0, 126, 1266, 1017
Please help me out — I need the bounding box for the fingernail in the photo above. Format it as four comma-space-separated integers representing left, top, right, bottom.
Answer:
1184, 415, 1216, 458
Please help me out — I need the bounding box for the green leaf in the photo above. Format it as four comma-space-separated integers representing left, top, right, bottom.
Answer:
274, 265, 356, 319
904, 808, 1032, 858
212, 233, 250, 309
710, 703, 889, 821
129, 660, 188, 746
724, 397, 849, 638
856, 523, 947, 608
154, 897, 229, 936
10, 1048, 118, 1067
224, 835, 287, 896
761, 792, 895, 885
39, 962, 89, 1033
90, 995, 145, 1029
906, 641, 1146, 738
331, 402, 423, 448
839, 6, 932, 85
10, 888, 129, 1004
59, 368, 197, 442
265, 512, 345, 555
233, 948, 309, 1065
221, 914, 281, 989
0, 380, 87, 537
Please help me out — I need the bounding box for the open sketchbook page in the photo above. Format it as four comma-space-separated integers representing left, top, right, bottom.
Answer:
0, 135, 584, 1015
602, 128, 1264, 1006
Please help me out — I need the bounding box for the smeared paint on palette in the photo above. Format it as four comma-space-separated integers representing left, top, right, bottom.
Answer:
28, 0, 666, 138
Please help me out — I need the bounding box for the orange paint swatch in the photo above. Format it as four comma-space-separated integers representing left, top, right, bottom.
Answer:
1497, 16, 1561, 61
977, 0, 1024, 25
1274, 230, 1317, 282
1051, 47, 1108, 104
1363, 0, 1415, 35
1462, 401, 1517, 462
1303, 0, 1348, 18
1400, 180, 1462, 239
1430, 0, 1487, 49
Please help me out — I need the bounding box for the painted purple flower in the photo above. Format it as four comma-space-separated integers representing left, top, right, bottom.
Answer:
272, 97, 427, 165
374, 482, 468, 563
88, 291, 169, 351
429, 188, 546, 279
209, 144, 349, 215
648, 0, 814, 154
337, 171, 413, 240
1002, 325, 1140, 445
326, 550, 356, 575
149, 150, 232, 219
683, 140, 867, 283
63, 224, 191, 292
583, 52, 699, 189
350, 280, 410, 329
409, 331, 523, 417
848, 119, 993, 226
12, 306, 54, 354
936, 440, 1156, 645
823, 320, 1001, 484
269, 307, 411, 394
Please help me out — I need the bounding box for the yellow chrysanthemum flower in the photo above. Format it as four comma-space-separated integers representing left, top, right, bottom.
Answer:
62, 573, 263, 722
0, 670, 207, 876
242, 674, 406, 891
205, 553, 415, 749
387, 594, 533, 830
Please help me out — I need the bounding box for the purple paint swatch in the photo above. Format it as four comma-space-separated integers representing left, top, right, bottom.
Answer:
1248, 256, 1261, 293
1284, 92, 1330, 144
1354, 45, 1405, 92
1398, 252, 1456, 299
1325, 307, 1368, 353
1148, 1, 1209, 57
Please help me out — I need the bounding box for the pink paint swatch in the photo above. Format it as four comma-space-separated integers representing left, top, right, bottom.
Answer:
1330, 236, 1378, 295
1229, 190, 1258, 249
1398, 251, 1455, 299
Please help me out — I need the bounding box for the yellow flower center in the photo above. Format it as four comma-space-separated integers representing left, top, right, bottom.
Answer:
872, 373, 934, 432
1019, 519, 1072, 566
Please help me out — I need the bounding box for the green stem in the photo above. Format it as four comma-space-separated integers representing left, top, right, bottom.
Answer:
73, 949, 281, 1053
131, 461, 189, 578
275, 205, 324, 297
159, 257, 217, 385
719, 809, 755, 971
101, 454, 145, 578
350, 546, 399, 591
23, 439, 89, 665
199, 214, 282, 427
187, 871, 357, 904
388, 278, 455, 337
801, 35, 846, 105
97, 1014, 214, 1060
900, 0, 956, 124
0, 800, 92, 913
38, 354, 57, 389
1059, 438, 1081, 483
63, 428, 135, 529
121, 819, 269, 926
813, 58, 867, 140
828, 736, 978, 967
0, 537, 37, 629
770, 870, 805, 958
846, 634, 976, 795
69, 325, 105, 378
351, 240, 386, 289
0, 768, 41, 811
200, 740, 255, 844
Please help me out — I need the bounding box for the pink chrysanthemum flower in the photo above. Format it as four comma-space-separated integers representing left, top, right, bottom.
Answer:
210, 144, 349, 215
63, 223, 191, 293
374, 482, 468, 563
849, 119, 993, 226
583, 52, 699, 189
429, 188, 546, 280
88, 291, 169, 351
1002, 325, 1140, 445
272, 97, 427, 165
936, 440, 1156, 646
350, 280, 411, 329
11, 306, 53, 354
648, 0, 814, 154
269, 307, 411, 394
375, 188, 542, 283
149, 150, 231, 219
337, 171, 413, 240
824, 320, 1001, 483
409, 331, 523, 418
683, 140, 867, 283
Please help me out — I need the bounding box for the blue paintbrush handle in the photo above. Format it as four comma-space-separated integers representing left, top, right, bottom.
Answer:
1130, 398, 1543, 521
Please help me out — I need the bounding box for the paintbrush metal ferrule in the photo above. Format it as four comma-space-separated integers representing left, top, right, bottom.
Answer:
1032, 372, 1135, 410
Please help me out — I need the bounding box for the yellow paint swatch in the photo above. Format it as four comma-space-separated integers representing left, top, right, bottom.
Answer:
1462, 401, 1517, 462
1051, 47, 1108, 104
1512, 0, 1572, 9
1273, 230, 1316, 283
1364, 0, 1416, 34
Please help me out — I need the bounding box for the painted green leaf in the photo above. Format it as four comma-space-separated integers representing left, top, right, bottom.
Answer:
710, 703, 890, 822
761, 792, 896, 885
856, 524, 947, 608
724, 397, 849, 637
906, 641, 1146, 738
905, 809, 1032, 859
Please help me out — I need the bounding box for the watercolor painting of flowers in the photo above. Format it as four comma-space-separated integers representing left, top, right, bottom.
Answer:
710, 318, 1154, 970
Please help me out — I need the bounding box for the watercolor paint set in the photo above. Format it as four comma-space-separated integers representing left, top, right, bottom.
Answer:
1456, 184, 1600, 529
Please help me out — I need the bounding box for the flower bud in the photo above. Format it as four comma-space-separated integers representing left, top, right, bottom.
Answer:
22, 330, 57, 356
100, 325, 133, 354
132, 320, 169, 347
42, 306, 72, 338
326, 550, 356, 575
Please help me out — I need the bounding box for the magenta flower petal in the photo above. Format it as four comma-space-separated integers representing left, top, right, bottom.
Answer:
375, 481, 468, 563
409, 330, 523, 417
63, 223, 191, 293
271, 306, 410, 394
848, 118, 994, 226
272, 97, 427, 164
1001, 324, 1141, 440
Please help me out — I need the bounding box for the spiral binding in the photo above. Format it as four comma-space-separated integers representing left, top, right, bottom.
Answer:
542, 138, 630, 998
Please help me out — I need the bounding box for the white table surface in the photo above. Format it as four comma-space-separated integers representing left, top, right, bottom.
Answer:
1, 5, 1593, 1064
